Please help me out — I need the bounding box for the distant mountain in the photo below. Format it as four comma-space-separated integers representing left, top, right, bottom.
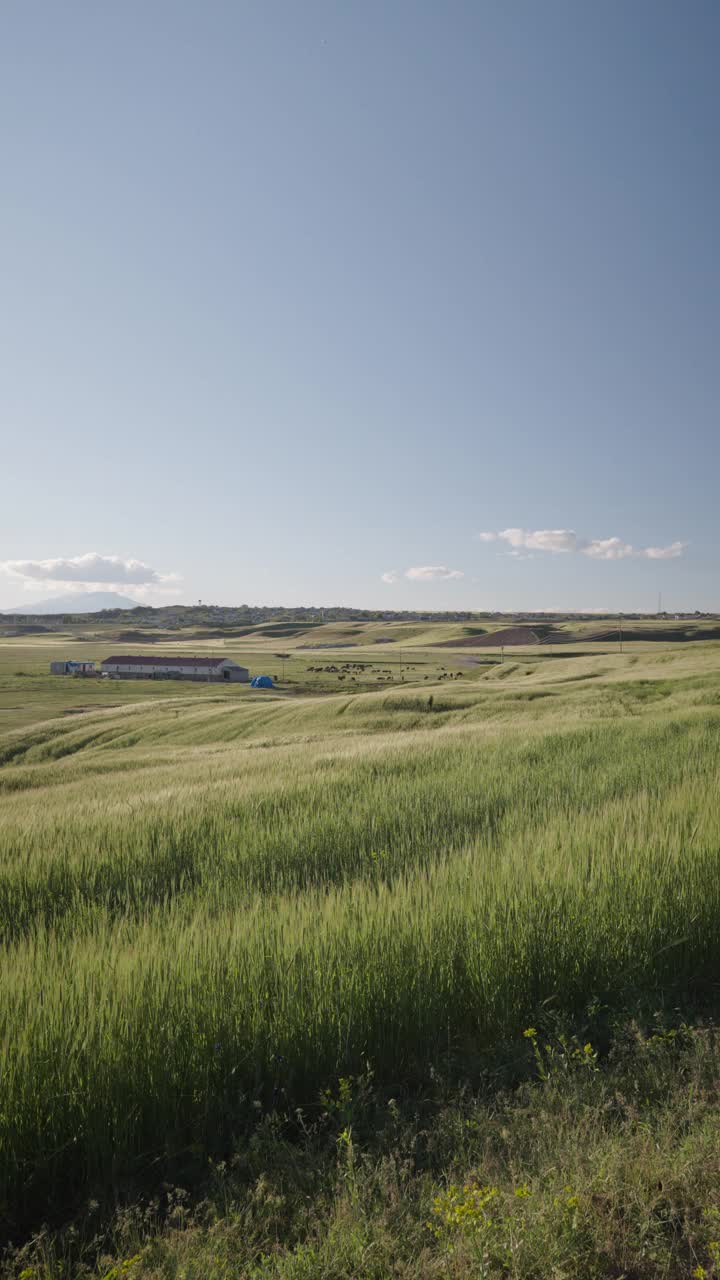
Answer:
2, 592, 141, 615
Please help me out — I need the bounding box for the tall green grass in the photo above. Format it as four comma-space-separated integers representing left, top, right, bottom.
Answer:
1, 656, 719, 1228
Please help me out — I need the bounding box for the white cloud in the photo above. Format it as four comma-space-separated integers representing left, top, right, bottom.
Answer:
583, 537, 634, 560
641, 541, 687, 560
405, 565, 464, 581
500, 528, 579, 553
0, 552, 179, 587
478, 529, 687, 562
382, 565, 465, 583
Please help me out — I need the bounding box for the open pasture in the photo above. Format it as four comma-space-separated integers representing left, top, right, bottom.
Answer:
0, 628, 484, 735
2, 614, 714, 735
1, 635, 720, 1236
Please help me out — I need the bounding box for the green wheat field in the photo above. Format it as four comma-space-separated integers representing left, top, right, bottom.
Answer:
2, 625, 720, 1277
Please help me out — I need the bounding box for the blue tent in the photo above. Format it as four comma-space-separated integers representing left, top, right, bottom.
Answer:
250, 674, 274, 689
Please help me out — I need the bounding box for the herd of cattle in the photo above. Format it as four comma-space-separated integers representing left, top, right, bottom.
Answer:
305, 661, 465, 683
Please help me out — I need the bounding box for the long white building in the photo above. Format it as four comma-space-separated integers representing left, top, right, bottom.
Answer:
100, 655, 250, 682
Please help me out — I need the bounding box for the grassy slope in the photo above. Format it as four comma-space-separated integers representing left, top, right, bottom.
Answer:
2, 641, 720, 1276
0, 628, 479, 734
4, 615, 716, 733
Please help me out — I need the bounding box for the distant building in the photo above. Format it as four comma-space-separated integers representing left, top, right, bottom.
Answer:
99, 655, 249, 682
50, 660, 96, 675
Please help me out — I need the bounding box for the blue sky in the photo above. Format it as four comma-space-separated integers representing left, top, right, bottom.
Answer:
1, 0, 718, 611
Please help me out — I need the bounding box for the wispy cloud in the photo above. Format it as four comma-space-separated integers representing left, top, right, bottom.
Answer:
583, 537, 634, 560
484, 528, 580, 554
0, 553, 180, 587
381, 565, 464, 584
477, 529, 687, 562
642, 542, 687, 560
405, 565, 464, 581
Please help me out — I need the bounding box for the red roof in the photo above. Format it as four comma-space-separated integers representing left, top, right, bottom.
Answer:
101, 655, 230, 668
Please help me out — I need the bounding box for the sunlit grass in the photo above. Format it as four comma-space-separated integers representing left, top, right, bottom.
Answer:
0, 645, 719, 1227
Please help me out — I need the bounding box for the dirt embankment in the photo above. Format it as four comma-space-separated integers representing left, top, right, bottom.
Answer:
184, 628, 255, 639
435, 625, 584, 649
585, 626, 720, 643
0, 624, 52, 635
435, 626, 541, 648
109, 630, 163, 642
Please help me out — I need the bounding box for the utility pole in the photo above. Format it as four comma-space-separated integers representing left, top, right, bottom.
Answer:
274, 653, 290, 681
619, 612, 623, 654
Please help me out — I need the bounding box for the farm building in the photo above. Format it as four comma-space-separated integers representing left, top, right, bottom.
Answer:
100, 655, 250, 682
50, 660, 97, 676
